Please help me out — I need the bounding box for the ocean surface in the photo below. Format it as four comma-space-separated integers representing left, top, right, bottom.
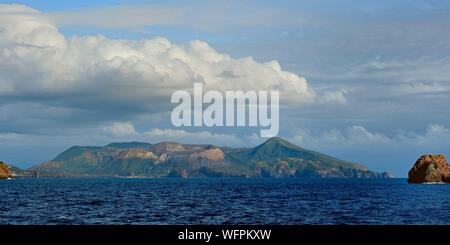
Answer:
1, 178, 449, 225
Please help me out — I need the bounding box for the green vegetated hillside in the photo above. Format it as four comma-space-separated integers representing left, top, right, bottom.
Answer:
29, 137, 392, 178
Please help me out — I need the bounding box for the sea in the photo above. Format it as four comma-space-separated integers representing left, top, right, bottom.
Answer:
1, 178, 449, 225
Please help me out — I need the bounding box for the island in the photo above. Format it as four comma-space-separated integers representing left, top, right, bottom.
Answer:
26, 137, 391, 178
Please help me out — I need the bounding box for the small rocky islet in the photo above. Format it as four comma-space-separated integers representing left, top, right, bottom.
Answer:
408, 154, 450, 183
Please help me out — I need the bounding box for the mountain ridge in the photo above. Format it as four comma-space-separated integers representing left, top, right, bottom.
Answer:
29, 137, 392, 178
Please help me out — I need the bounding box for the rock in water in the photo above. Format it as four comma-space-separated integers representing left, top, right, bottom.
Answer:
0, 161, 13, 179
408, 154, 450, 183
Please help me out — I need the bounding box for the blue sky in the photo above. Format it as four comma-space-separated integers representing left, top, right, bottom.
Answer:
0, 0, 450, 176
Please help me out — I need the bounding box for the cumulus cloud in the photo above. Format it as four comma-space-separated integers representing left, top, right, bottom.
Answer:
0, 132, 31, 145
0, 4, 315, 108
144, 128, 247, 145
290, 126, 388, 147
291, 124, 450, 148
0, 3, 348, 143
336, 57, 450, 84
389, 82, 449, 96
318, 89, 347, 104
403, 124, 450, 147
102, 122, 138, 137
100, 123, 261, 147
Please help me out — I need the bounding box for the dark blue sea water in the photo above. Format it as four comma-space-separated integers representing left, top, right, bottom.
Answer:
1, 178, 449, 225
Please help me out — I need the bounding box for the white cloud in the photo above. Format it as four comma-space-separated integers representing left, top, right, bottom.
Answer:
102, 122, 138, 137
290, 124, 450, 150
99, 121, 264, 146
144, 128, 264, 146
290, 126, 391, 147
404, 124, 450, 147
146, 128, 236, 140
334, 57, 450, 84
318, 89, 347, 105
0, 132, 30, 144
389, 82, 449, 96
0, 4, 316, 107
345, 126, 391, 143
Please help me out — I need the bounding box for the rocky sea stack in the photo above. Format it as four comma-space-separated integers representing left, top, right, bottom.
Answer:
408, 154, 450, 183
0, 161, 13, 179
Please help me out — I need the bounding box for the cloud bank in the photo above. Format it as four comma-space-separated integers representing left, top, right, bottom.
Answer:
0, 4, 314, 110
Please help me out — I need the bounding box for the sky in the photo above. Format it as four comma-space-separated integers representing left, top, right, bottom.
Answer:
0, 0, 450, 176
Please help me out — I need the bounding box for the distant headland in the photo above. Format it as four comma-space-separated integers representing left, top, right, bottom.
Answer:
0, 161, 13, 179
